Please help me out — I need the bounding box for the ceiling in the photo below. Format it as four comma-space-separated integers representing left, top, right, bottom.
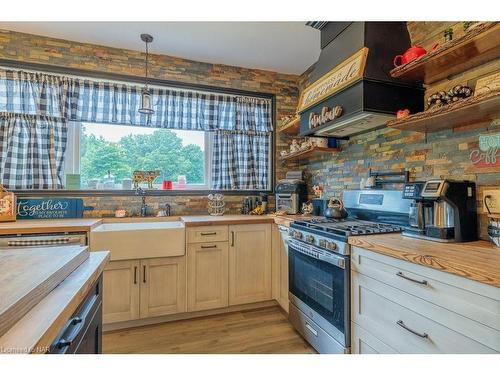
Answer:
0, 22, 321, 75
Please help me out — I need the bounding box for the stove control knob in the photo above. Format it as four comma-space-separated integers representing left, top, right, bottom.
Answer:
319, 239, 327, 248
294, 231, 303, 240
327, 241, 337, 251
305, 235, 315, 244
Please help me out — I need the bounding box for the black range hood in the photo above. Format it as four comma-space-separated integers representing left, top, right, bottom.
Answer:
299, 22, 424, 138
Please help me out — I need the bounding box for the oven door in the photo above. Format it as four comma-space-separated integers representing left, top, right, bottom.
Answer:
288, 238, 350, 347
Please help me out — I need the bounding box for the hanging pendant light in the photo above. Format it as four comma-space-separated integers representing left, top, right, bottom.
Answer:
139, 33, 154, 115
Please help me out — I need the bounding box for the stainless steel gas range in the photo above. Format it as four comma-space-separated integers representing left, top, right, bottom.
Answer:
287, 189, 410, 354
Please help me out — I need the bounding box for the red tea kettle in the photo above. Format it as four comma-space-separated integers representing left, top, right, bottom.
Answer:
393, 44, 438, 67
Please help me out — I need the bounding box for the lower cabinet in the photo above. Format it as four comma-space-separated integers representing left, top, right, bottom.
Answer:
103, 256, 186, 324
228, 224, 272, 305
139, 257, 186, 318
351, 246, 500, 354
351, 322, 397, 354
102, 260, 140, 324
187, 242, 229, 312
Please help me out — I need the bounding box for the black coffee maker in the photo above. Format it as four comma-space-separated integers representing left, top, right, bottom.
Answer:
402, 180, 477, 242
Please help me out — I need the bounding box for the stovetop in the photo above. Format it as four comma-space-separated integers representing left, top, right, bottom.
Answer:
298, 217, 402, 236
289, 217, 403, 250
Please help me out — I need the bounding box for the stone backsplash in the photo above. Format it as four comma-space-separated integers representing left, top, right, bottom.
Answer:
80, 194, 276, 218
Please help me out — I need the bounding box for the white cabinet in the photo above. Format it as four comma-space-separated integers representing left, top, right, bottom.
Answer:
187, 242, 229, 312
351, 323, 397, 354
228, 224, 272, 305
103, 257, 186, 324
351, 246, 500, 353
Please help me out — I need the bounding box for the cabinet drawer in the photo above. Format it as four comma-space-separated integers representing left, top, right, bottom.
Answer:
187, 226, 228, 243
352, 246, 500, 332
351, 322, 397, 354
352, 272, 497, 353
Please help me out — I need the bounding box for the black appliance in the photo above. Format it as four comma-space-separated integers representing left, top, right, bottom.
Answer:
275, 175, 307, 215
49, 276, 102, 354
299, 22, 424, 138
288, 189, 410, 353
402, 180, 478, 242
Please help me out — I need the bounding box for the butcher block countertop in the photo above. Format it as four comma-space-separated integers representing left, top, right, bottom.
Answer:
349, 233, 500, 288
0, 250, 109, 354
0, 246, 89, 338
272, 214, 318, 227
0, 218, 102, 235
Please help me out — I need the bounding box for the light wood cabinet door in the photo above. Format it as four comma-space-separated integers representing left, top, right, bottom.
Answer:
187, 242, 229, 312
229, 224, 272, 305
102, 260, 140, 324
139, 257, 186, 318
278, 227, 289, 313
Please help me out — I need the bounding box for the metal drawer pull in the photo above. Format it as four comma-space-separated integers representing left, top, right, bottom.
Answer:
396, 320, 429, 339
143, 265, 146, 283
134, 266, 137, 284
56, 316, 84, 349
396, 271, 428, 285
201, 245, 217, 249
231, 231, 235, 247
201, 232, 217, 236
305, 322, 318, 337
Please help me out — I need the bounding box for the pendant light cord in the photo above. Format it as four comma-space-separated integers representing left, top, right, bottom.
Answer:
145, 40, 149, 89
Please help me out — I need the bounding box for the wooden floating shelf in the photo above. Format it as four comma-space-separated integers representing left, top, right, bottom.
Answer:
277, 116, 300, 135
390, 22, 500, 85
280, 147, 340, 162
387, 90, 500, 133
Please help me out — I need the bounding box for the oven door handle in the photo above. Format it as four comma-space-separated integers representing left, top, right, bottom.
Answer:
289, 239, 346, 269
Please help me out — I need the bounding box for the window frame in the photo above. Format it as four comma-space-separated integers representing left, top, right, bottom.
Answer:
65, 122, 212, 191
1, 58, 276, 197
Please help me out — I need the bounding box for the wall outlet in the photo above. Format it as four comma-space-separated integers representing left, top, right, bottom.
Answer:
483, 190, 500, 214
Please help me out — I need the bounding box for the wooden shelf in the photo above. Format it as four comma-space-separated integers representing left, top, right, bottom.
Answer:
387, 90, 500, 133
390, 22, 500, 84
277, 116, 300, 135
280, 147, 340, 162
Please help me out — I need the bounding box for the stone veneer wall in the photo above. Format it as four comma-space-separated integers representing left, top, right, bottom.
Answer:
285, 22, 499, 240
0, 28, 299, 216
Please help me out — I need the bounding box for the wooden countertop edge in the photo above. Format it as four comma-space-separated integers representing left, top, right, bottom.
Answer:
348, 236, 500, 288
0, 219, 103, 235
181, 216, 276, 227
0, 251, 110, 354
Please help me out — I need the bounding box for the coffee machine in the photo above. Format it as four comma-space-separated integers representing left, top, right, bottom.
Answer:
402, 180, 478, 242
275, 171, 307, 215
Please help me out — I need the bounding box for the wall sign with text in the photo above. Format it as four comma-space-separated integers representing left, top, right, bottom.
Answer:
297, 47, 368, 114
469, 132, 500, 167
16, 198, 90, 220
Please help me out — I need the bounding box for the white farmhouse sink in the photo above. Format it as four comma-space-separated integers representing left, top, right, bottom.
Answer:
90, 221, 185, 260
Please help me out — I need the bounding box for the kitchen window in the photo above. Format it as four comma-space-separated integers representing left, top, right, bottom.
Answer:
65, 122, 211, 190
0, 67, 274, 192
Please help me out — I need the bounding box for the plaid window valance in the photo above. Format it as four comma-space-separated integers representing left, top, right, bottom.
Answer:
0, 69, 273, 133
0, 68, 273, 190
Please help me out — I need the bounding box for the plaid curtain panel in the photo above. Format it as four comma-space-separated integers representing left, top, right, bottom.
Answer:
0, 113, 67, 189
212, 131, 270, 190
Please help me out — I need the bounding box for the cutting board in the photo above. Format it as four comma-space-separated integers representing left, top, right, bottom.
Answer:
0, 245, 89, 337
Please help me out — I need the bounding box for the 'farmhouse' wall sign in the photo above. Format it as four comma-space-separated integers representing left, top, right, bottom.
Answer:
297, 47, 368, 113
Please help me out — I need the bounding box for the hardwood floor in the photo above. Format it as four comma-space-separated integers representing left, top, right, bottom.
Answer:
103, 306, 316, 354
